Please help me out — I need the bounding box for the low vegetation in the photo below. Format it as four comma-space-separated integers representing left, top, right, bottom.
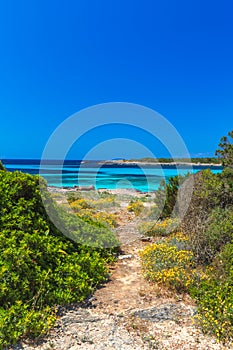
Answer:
0, 161, 5, 171
140, 236, 195, 292
127, 199, 144, 216
0, 171, 118, 348
127, 157, 222, 164
140, 131, 233, 343
67, 195, 118, 228
138, 218, 180, 237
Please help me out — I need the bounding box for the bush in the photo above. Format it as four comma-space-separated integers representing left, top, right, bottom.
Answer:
67, 195, 118, 228
0, 171, 117, 347
0, 303, 57, 346
140, 235, 233, 341
215, 242, 233, 278
181, 170, 233, 264
138, 221, 157, 236
191, 274, 233, 342
154, 174, 191, 219
167, 232, 191, 251
75, 209, 118, 228
138, 218, 180, 237
69, 198, 93, 211
215, 129, 233, 168
200, 208, 232, 263
140, 241, 195, 292
190, 245, 233, 343
0, 161, 5, 171
145, 204, 160, 220
127, 200, 144, 216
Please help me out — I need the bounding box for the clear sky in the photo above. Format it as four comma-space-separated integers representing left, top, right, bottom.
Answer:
0, 0, 232, 159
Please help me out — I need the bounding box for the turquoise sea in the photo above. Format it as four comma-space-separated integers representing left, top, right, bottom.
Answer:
2, 160, 223, 192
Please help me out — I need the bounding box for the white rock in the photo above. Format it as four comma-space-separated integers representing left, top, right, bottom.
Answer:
118, 254, 133, 260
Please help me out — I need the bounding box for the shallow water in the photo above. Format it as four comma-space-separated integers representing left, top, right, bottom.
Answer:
3, 159, 223, 192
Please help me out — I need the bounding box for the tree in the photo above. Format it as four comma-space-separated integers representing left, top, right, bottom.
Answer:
0, 160, 6, 171
215, 130, 233, 168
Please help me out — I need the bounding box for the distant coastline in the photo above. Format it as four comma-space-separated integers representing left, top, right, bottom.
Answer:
2, 158, 222, 166
95, 160, 223, 168
2, 158, 223, 173
1, 157, 223, 192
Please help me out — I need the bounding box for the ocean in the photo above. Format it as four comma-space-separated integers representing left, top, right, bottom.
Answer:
2, 159, 223, 192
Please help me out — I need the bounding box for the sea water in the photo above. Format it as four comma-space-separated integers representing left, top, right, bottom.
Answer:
2, 159, 223, 192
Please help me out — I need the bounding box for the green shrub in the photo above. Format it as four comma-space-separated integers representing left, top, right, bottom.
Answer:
0, 171, 117, 347
215, 242, 233, 278
154, 174, 191, 219
145, 204, 160, 220
67, 191, 82, 202
138, 221, 157, 236
215, 129, 233, 168
191, 274, 233, 342
98, 190, 117, 201
182, 170, 233, 264
189, 208, 233, 264
0, 303, 56, 346
0, 161, 5, 171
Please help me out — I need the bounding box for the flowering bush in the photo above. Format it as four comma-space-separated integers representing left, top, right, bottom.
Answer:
138, 218, 179, 237
167, 232, 190, 251
127, 200, 144, 216
140, 242, 195, 292
90, 197, 117, 209
77, 209, 118, 228
190, 242, 233, 343
69, 198, 92, 211
192, 276, 233, 342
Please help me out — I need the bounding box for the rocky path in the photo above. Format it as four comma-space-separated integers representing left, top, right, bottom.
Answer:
9, 194, 231, 350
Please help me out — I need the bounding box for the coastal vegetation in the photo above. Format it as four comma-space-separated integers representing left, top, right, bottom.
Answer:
0, 161, 5, 171
140, 236, 195, 292
67, 192, 118, 228
0, 171, 118, 348
140, 130, 233, 343
215, 130, 233, 167
126, 157, 222, 164
127, 199, 144, 216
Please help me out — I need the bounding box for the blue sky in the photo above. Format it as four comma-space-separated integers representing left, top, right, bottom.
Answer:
0, 0, 232, 159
